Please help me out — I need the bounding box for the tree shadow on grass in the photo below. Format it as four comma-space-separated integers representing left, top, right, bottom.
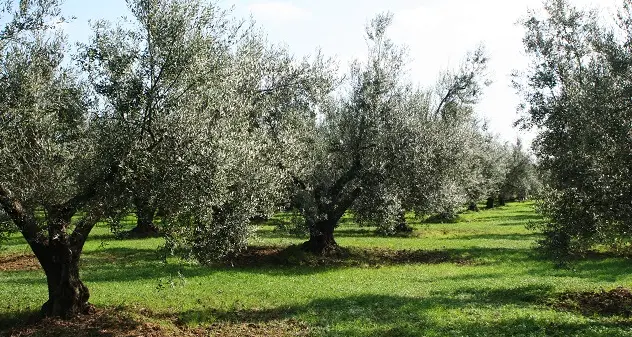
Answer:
77, 246, 632, 287
449, 233, 541, 241
6, 243, 632, 285
0, 246, 537, 288
170, 289, 632, 336
472, 214, 544, 223
524, 256, 632, 283
0, 309, 37, 333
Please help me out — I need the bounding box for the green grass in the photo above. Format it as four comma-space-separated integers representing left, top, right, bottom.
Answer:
2, 202, 632, 336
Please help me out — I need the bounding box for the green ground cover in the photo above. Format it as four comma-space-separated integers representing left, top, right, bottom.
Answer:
2, 202, 632, 336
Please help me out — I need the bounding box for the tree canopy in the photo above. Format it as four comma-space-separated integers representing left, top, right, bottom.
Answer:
516, 0, 632, 256
285, 13, 491, 252
0, 0, 543, 320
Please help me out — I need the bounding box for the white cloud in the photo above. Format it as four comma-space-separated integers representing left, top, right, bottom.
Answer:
248, 2, 310, 22
385, 1, 541, 143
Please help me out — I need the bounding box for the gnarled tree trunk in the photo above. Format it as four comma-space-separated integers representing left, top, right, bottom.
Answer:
38, 246, 92, 318
33, 209, 94, 318
129, 196, 158, 237
2, 175, 109, 319
303, 219, 338, 254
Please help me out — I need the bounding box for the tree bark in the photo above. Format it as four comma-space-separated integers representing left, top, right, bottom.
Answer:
498, 194, 506, 206
394, 210, 413, 233
2, 175, 109, 319
129, 196, 159, 237
34, 209, 95, 318
486, 197, 495, 209
38, 246, 92, 318
468, 202, 479, 212
303, 219, 338, 254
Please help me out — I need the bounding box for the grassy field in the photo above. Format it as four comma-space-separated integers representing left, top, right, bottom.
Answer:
2, 202, 632, 336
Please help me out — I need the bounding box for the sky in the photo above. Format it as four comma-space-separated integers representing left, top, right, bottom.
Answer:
59, 0, 620, 145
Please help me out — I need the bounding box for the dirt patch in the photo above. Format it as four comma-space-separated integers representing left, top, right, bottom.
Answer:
0, 254, 40, 272
223, 245, 473, 268
4, 308, 177, 337
195, 320, 309, 336
551, 287, 632, 317
3, 308, 309, 337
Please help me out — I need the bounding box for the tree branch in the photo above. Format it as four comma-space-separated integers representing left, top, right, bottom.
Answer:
0, 185, 45, 245
69, 213, 101, 251
55, 163, 120, 221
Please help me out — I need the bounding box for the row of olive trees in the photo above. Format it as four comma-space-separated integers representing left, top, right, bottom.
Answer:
281, 14, 499, 252
516, 0, 632, 257
279, 15, 541, 250
0, 0, 533, 318
0, 0, 334, 318
470, 138, 541, 211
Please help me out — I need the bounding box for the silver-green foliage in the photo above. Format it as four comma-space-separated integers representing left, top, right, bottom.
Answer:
463, 129, 509, 206
500, 140, 541, 201
0, 0, 332, 265
290, 13, 490, 239
516, 0, 632, 255
0, 0, 103, 246
79, 0, 334, 262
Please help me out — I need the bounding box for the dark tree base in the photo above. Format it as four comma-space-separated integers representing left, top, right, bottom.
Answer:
41, 301, 94, 319
124, 223, 160, 238
468, 202, 480, 212
301, 233, 339, 255
486, 197, 495, 209
39, 253, 94, 319
394, 222, 414, 233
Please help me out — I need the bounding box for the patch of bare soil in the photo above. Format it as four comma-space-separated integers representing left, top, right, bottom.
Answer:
4, 308, 174, 337
196, 320, 310, 337
3, 308, 309, 337
0, 254, 40, 272
551, 287, 632, 317
223, 245, 473, 268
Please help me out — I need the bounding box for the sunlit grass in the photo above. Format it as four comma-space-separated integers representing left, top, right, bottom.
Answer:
2, 202, 632, 336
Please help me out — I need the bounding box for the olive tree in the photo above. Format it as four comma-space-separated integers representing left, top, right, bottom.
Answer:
162, 36, 336, 263
516, 0, 632, 255
461, 129, 509, 211
289, 13, 489, 252
0, 0, 109, 318
0, 0, 318, 318
499, 140, 540, 202
81, 0, 335, 241
79, 0, 253, 237
82, 0, 335, 262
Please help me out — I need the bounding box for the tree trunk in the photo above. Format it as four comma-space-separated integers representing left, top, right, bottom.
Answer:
38, 248, 92, 318
35, 208, 95, 319
394, 210, 413, 233
1, 185, 100, 319
129, 197, 159, 237
468, 202, 479, 212
498, 194, 506, 206
486, 197, 495, 209
303, 220, 338, 254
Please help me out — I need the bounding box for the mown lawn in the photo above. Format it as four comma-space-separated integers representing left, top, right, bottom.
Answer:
2, 202, 632, 336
